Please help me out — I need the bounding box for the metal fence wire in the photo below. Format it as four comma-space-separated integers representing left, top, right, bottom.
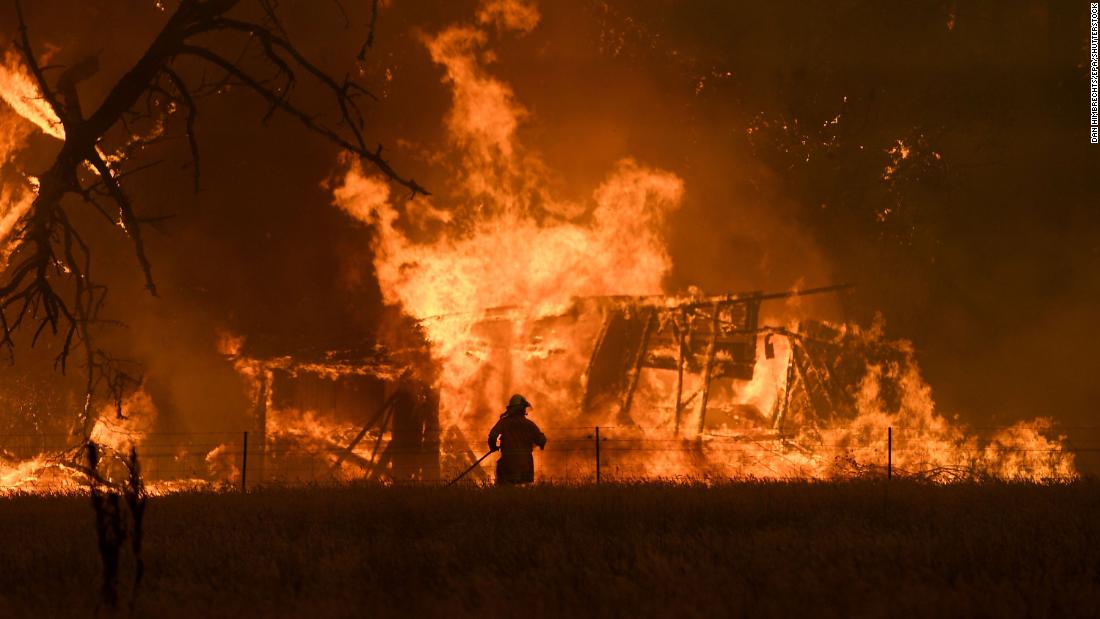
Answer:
0, 424, 1091, 491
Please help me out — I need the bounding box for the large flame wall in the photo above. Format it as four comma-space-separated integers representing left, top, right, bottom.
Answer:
329, 0, 1074, 481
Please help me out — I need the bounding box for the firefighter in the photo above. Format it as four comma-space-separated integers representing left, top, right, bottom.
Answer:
487, 394, 547, 485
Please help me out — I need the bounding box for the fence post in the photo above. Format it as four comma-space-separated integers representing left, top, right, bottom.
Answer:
887, 426, 892, 481
242, 431, 249, 492
595, 426, 601, 484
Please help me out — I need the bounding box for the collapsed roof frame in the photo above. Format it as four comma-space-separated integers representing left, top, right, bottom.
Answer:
580, 284, 853, 433
231, 284, 852, 480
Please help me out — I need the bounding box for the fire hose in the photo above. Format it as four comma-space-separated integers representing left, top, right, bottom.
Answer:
446, 450, 493, 486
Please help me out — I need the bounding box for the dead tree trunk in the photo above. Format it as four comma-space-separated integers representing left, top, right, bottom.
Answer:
3, 0, 428, 434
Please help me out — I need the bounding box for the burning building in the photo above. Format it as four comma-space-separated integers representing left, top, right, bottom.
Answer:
209, 278, 1071, 484
0, 0, 1085, 491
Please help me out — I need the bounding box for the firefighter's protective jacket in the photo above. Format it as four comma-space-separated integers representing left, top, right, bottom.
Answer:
488, 413, 547, 484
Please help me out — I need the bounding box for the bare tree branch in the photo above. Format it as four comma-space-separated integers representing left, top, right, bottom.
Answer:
3, 0, 428, 440
83, 150, 158, 296
358, 0, 381, 60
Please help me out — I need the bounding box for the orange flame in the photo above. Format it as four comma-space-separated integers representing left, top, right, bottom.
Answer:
326, 0, 1073, 482
0, 1, 1076, 490
0, 50, 64, 140
0, 52, 45, 266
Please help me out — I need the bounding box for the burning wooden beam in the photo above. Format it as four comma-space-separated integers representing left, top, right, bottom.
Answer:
673, 312, 687, 436
331, 391, 399, 471
619, 309, 656, 425
696, 301, 722, 436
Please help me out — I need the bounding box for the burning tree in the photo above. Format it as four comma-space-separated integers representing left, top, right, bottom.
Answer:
0, 0, 430, 608
0, 0, 425, 437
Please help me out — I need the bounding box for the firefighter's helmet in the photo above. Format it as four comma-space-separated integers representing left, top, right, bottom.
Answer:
506, 394, 532, 411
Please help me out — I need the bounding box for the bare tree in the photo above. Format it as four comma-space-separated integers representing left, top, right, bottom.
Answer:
3, 0, 426, 434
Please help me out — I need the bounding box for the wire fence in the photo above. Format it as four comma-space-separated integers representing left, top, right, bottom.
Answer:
0, 424, 1093, 492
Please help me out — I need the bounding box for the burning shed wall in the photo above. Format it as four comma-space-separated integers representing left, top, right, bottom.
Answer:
232, 348, 443, 482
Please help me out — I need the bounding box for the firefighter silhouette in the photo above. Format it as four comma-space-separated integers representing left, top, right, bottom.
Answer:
487, 394, 546, 484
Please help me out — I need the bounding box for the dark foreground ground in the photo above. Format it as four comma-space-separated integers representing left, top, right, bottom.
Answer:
1, 480, 1098, 618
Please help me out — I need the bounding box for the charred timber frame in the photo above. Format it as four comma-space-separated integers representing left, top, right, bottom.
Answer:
589, 283, 852, 312
419, 284, 853, 323
797, 339, 855, 420
789, 346, 819, 430
618, 309, 656, 425
695, 301, 722, 436
331, 390, 399, 471
794, 344, 833, 427
584, 313, 614, 387
232, 349, 413, 481
761, 326, 859, 433
672, 312, 687, 436
579, 284, 852, 430
772, 350, 796, 432
367, 431, 394, 479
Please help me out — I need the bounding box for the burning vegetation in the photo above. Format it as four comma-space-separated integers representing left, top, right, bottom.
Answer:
0, 0, 1080, 493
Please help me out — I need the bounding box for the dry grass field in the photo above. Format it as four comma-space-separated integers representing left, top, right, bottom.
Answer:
1, 480, 1098, 618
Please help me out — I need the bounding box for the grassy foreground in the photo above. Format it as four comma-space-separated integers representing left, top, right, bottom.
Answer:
1, 480, 1098, 617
